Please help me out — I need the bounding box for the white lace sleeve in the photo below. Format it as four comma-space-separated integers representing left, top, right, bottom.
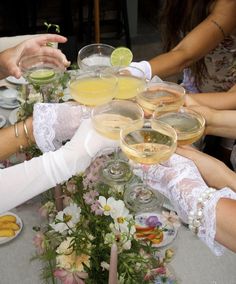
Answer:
33, 103, 82, 153
199, 187, 236, 256
133, 154, 236, 255
33, 103, 58, 152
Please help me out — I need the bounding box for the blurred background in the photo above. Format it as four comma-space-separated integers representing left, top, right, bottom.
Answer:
0, 0, 164, 64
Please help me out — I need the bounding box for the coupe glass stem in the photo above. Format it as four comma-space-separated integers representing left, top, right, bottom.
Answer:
109, 147, 122, 175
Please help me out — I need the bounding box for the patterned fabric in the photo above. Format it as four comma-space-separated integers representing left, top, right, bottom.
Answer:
33, 103, 83, 153
133, 154, 236, 255
182, 35, 236, 93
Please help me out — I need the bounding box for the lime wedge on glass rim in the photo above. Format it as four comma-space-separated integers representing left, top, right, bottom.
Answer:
110, 47, 133, 66
29, 69, 55, 81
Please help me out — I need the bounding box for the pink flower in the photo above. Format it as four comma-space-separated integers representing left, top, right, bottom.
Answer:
144, 266, 167, 281
83, 190, 99, 205
33, 232, 45, 254
54, 269, 88, 284
91, 200, 103, 215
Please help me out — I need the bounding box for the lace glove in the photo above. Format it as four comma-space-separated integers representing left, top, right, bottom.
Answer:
0, 119, 118, 214
133, 154, 236, 255
129, 61, 152, 80
33, 103, 84, 152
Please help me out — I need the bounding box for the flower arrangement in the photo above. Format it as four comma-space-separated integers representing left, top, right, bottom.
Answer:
33, 155, 179, 284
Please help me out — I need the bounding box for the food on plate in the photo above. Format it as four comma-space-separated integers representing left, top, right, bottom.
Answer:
0, 215, 16, 223
0, 222, 20, 231
0, 229, 15, 237
135, 225, 164, 244
0, 214, 20, 238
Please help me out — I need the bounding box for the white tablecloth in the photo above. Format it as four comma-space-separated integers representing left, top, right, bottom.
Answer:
0, 200, 236, 284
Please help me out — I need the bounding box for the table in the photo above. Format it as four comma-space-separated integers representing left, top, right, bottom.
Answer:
0, 200, 236, 284
0, 82, 236, 284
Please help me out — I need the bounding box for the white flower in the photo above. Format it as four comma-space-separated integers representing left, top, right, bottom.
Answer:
27, 92, 43, 104
98, 196, 118, 216
56, 237, 74, 255
50, 203, 81, 233
110, 201, 135, 234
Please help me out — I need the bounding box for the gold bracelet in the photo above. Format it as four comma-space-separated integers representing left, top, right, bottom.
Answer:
23, 120, 31, 146
14, 122, 19, 138
13, 122, 24, 152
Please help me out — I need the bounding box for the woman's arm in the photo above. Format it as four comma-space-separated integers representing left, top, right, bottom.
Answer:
149, 0, 236, 78
0, 102, 84, 160
216, 198, 236, 252
0, 119, 118, 214
184, 95, 236, 138
176, 146, 236, 191
0, 117, 34, 160
186, 85, 236, 110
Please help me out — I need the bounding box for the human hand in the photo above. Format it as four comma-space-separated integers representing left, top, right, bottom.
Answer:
176, 146, 236, 191
133, 153, 208, 222
33, 102, 89, 152
0, 34, 70, 79
129, 60, 152, 80
60, 118, 119, 175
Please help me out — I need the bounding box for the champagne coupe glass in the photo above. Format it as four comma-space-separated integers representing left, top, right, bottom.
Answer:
110, 66, 147, 100
91, 100, 144, 184
153, 107, 205, 145
136, 81, 185, 118
120, 119, 177, 213
69, 71, 118, 115
77, 43, 115, 71
19, 54, 65, 102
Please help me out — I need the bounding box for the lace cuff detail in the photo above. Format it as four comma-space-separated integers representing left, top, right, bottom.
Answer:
33, 103, 58, 152
199, 187, 236, 256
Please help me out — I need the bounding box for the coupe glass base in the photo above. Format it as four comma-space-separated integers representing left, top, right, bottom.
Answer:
124, 183, 164, 213
102, 159, 133, 185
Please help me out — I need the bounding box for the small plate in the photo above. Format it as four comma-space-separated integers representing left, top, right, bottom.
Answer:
0, 212, 23, 245
0, 114, 6, 128
6, 76, 28, 85
0, 101, 20, 109
9, 108, 19, 125
135, 212, 177, 248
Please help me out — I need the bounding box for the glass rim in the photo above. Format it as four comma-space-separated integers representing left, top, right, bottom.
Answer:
18, 54, 66, 72
138, 81, 186, 102
78, 43, 115, 54
69, 71, 118, 94
120, 118, 178, 149
91, 99, 145, 118
153, 106, 206, 135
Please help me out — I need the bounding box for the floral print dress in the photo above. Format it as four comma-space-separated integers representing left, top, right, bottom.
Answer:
182, 34, 236, 93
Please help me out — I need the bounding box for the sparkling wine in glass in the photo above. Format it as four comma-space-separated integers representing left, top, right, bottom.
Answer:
69, 71, 118, 108
120, 120, 177, 213
19, 54, 65, 102
77, 43, 115, 71
137, 81, 185, 118
153, 107, 205, 145
91, 100, 144, 184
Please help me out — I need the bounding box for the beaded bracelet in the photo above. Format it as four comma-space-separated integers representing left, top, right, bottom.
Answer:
188, 187, 216, 234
